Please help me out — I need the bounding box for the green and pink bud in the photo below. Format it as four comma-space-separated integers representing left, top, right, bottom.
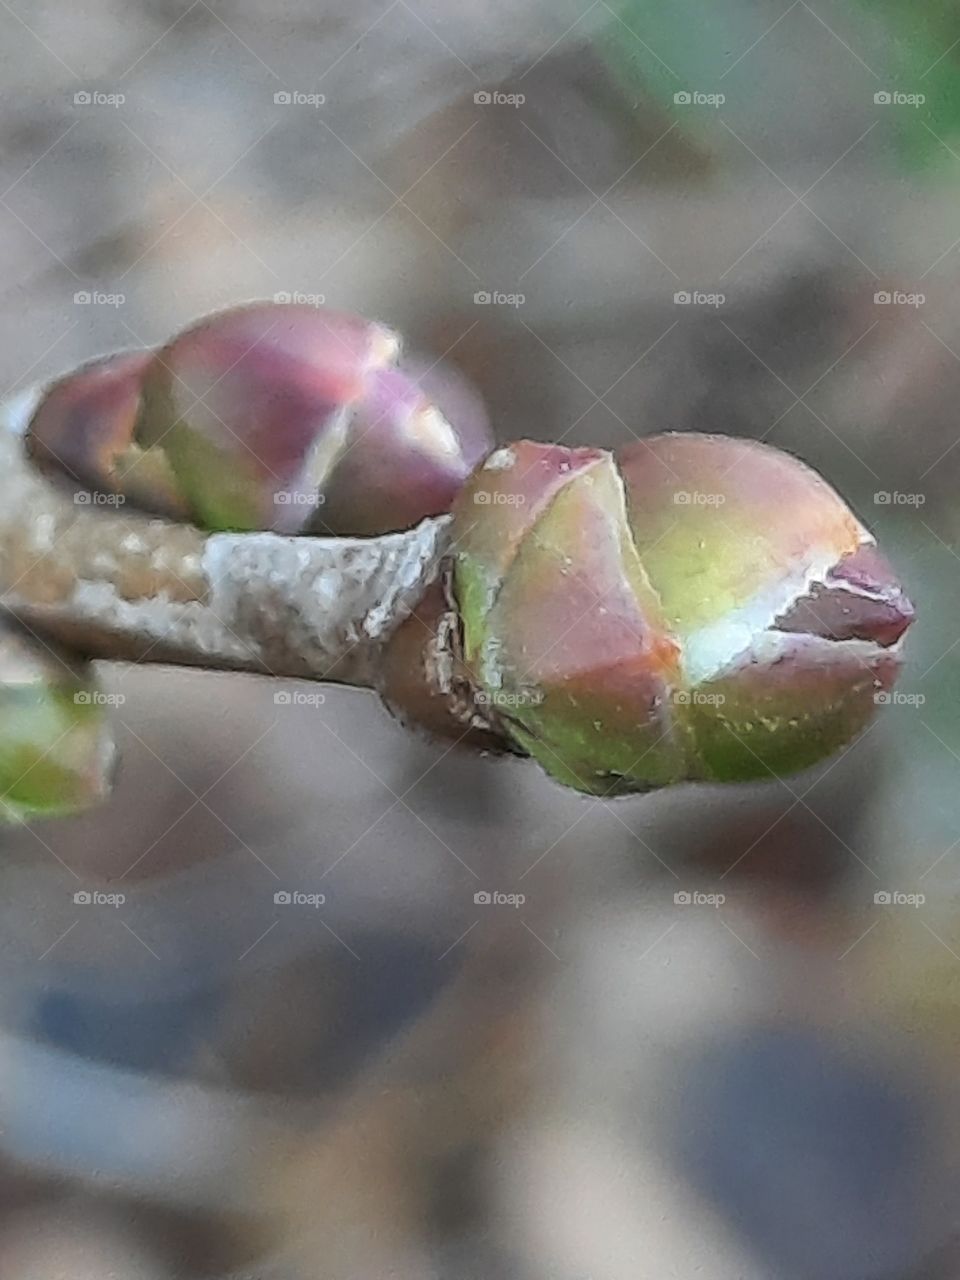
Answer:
450, 434, 914, 795
27, 303, 492, 535
27, 351, 189, 518
0, 628, 116, 820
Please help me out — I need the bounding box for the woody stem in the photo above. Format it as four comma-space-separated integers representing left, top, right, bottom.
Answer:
0, 382, 450, 688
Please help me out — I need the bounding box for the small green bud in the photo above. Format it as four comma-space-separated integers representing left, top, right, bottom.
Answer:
451, 435, 914, 795
0, 629, 115, 820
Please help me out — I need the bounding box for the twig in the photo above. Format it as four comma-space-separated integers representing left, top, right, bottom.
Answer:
0, 384, 450, 688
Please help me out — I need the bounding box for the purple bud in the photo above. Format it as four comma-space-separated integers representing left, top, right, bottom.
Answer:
27, 352, 189, 518
133, 302, 492, 534
315, 357, 491, 535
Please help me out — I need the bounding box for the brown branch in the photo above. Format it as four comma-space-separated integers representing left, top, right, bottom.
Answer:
0, 383, 451, 689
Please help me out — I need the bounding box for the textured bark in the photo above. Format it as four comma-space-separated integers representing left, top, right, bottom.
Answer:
0, 384, 450, 689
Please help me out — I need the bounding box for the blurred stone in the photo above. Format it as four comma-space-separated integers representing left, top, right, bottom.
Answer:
670, 1026, 950, 1280
0, 1203, 168, 1280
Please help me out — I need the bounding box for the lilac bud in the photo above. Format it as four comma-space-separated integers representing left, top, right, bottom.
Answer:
27, 352, 188, 518
450, 434, 914, 794
133, 303, 492, 533
0, 628, 115, 820
315, 356, 491, 535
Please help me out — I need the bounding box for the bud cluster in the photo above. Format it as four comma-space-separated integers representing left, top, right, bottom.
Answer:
18, 303, 916, 806
28, 302, 492, 536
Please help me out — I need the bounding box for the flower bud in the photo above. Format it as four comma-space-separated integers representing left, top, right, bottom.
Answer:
450, 434, 914, 795
27, 352, 189, 518
0, 628, 115, 820
317, 356, 491, 536
132, 302, 492, 533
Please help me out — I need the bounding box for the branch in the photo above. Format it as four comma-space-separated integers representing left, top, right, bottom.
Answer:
0, 384, 450, 689
0, 346, 917, 798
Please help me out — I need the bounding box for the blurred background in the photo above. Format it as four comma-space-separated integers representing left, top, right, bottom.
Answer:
1, 0, 959, 1276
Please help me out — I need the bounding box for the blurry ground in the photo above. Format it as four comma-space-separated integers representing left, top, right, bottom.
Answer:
1, 1, 960, 1277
